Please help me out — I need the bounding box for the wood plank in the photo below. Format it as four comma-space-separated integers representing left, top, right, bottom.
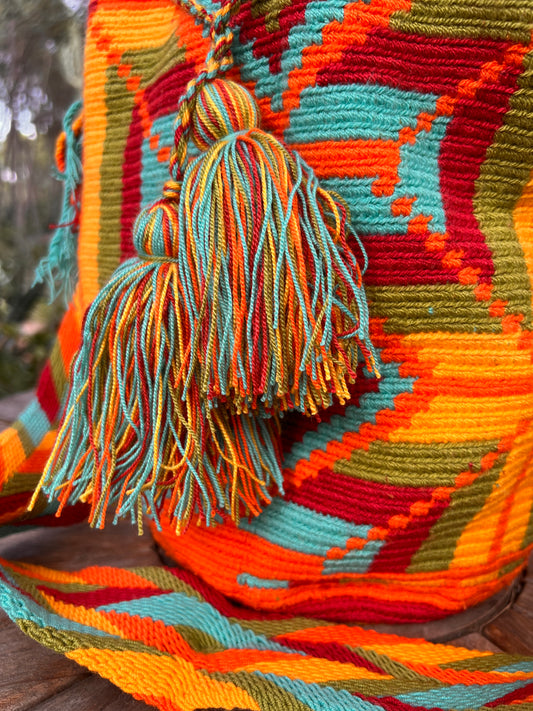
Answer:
482, 555, 533, 653
484, 608, 533, 656
0, 613, 89, 711
515, 561, 533, 620
515, 582, 533, 620
0, 520, 161, 570
0, 521, 161, 710
449, 633, 502, 653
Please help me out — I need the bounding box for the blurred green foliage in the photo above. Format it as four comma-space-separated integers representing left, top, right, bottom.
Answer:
0, 0, 86, 396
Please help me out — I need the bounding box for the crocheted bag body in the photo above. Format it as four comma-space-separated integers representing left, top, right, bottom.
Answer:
2, 0, 533, 624
1, 2, 533, 709
72, 0, 533, 623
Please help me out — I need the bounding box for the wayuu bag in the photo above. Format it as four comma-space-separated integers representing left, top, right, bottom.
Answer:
1, 1, 533, 708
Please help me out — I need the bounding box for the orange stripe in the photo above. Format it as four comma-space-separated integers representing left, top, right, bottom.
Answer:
75, 566, 159, 589
0, 429, 27, 487
67, 648, 260, 711
292, 139, 400, 193
277, 626, 490, 663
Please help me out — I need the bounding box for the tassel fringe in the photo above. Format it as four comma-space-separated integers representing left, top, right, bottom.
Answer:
179, 126, 378, 416
32, 253, 283, 531
34, 100, 83, 303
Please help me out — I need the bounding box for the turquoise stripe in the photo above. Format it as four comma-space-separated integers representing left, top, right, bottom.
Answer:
398, 114, 449, 234
272, 0, 347, 111
322, 539, 385, 575
237, 574, 289, 589
18, 398, 50, 448
233, 29, 274, 100
97, 592, 301, 654
323, 176, 411, 235
286, 84, 439, 143
141, 115, 203, 208
240, 499, 372, 557
0, 574, 111, 639
140, 115, 174, 207
283, 360, 416, 471
397, 680, 529, 708
496, 662, 533, 673
256, 672, 385, 711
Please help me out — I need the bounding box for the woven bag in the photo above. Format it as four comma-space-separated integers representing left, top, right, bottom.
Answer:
1, 1, 533, 708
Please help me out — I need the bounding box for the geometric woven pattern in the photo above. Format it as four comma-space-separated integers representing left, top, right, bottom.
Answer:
153, 0, 533, 623
1, 559, 533, 710
0, 0, 532, 620
0, 1, 533, 708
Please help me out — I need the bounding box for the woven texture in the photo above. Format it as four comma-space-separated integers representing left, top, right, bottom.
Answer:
0, 0, 533, 708
1, 559, 533, 710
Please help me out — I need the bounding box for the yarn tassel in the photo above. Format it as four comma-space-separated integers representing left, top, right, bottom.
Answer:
32, 6, 379, 532
34, 100, 83, 302
181, 79, 379, 416
31, 200, 283, 531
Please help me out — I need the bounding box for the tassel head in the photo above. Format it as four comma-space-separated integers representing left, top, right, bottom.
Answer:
190, 78, 260, 149
133, 199, 180, 259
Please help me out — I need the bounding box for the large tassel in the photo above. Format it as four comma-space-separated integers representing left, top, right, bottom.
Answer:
31, 0, 379, 533
34, 100, 83, 302
182, 79, 378, 416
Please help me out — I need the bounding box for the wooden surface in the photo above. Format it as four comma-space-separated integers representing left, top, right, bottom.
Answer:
0, 392, 531, 710
0, 522, 158, 711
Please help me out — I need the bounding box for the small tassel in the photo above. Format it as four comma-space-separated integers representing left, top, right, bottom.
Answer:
31, 0, 379, 533
31, 197, 283, 531
34, 100, 83, 303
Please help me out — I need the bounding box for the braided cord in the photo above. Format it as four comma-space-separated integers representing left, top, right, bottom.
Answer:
166, 0, 242, 190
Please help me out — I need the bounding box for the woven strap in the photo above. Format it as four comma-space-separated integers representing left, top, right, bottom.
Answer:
1, 553, 533, 710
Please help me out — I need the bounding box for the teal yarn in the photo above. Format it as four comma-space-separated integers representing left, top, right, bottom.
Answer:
32, 200, 283, 532
34, 100, 83, 303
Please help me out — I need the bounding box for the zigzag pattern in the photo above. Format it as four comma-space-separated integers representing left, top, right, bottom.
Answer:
1, 559, 533, 710
0, 1, 533, 708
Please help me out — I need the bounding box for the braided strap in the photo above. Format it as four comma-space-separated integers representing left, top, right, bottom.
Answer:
168, 0, 242, 183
